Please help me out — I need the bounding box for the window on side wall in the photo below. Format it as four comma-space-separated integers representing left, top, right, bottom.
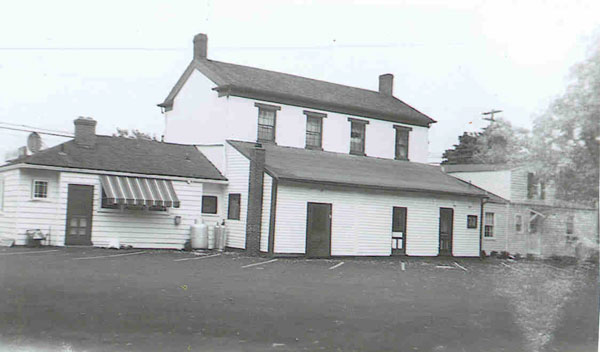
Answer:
566, 215, 574, 235
304, 111, 325, 150
484, 212, 494, 237
101, 188, 167, 212
227, 193, 241, 220
394, 126, 411, 161
467, 215, 478, 229
32, 180, 48, 199
255, 103, 281, 143
348, 118, 368, 155
515, 214, 523, 233
202, 195, 218, 214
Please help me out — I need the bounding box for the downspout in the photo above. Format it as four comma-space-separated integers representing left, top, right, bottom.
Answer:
479, 197, 489, 258
505, 202, 510, 253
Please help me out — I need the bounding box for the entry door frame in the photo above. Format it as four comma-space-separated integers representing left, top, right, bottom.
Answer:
305, 202, 332, 258
439, 207, 454, 256
65, 184, 94, 246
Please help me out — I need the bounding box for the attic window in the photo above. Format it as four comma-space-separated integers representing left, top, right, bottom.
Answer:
255, 103, 281, 143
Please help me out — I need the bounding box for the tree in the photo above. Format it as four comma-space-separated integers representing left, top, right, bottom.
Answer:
529, 41, 600, 204
441, 118, 529, 165
113, 128, 159, 141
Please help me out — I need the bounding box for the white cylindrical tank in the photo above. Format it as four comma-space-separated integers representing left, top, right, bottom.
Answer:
190, 220, 208, 249
207, 224, 215, 250
214, 224, 222, 250
218, 224, 228, 251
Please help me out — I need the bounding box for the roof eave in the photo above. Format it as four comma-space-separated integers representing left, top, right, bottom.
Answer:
214, 85, 434, 128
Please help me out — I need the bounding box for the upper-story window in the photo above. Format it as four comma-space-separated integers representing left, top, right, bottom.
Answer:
527, 172, 545, 200
32, 180, 48, 199
394, 125, 412, 160
348, 118, 368, 155
255, 103, 281, 143
304, 111, 326, 150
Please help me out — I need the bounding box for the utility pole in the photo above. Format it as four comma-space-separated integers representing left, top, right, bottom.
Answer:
482, 109, 502, 122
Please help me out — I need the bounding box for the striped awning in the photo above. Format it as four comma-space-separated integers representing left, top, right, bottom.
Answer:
100, 175, 180, 208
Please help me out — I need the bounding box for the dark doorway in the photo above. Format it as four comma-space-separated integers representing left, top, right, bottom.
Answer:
306, 202, 332, 258
439, 207, 454, 256
392, 206, 407, 254
65, 184, 94, 246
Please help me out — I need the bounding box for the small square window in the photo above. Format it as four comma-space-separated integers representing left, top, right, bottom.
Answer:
202, 195, 218, 214
32, 180, 48, 199
467, 215, 478, 229
228, 193, 241, 220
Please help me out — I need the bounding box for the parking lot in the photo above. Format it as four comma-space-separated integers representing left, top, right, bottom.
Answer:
0, 247, 597, 352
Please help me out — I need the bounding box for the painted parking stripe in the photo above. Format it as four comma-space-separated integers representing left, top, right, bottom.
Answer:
0, 249, 60, 256
72, 251, 147, 260
173, 253, 221, 262
329, 262, 344, 270
241, 259, 278, 268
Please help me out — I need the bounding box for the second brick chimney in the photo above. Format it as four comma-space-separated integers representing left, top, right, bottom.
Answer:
193, 33, 208, 60
74, 117, 97, 147
379, 74, 394, 96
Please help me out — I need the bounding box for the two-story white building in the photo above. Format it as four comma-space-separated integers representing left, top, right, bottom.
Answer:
444, 164, 598, 258
159, 33, 491, 257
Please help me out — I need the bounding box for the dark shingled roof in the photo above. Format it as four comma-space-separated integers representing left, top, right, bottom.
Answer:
227, 140, 488, 198
4, 136, 226, 180
159, 59, 436, 127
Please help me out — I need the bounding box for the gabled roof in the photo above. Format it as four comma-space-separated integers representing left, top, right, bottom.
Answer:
227, 140, 488, 198
159, 59, 436, 127
3, 136, 226, 180
442, 164, 519, 173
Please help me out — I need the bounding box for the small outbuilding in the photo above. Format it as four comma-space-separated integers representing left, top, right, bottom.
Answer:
0, 118, 226, 248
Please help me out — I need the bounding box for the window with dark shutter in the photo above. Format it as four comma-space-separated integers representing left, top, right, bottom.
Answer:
227, 193, 241, 220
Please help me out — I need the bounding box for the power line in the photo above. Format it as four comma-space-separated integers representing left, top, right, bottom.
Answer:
0, 126, 72, 137
0, 121, 72, 135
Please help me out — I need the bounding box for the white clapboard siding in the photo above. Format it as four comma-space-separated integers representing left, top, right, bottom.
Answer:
13, 169, 64, 246
0, 169, 20, 242
58, 172, 204, 249
223, 144, 250, 249
481, 202, 509, 254
274, 183, 481, 257
260, 173, 273, 252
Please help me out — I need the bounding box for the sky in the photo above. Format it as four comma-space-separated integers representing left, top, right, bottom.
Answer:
1, 0, 599, 163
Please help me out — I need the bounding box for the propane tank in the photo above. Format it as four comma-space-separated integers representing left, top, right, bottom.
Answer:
190, 219, 209, 249
215, 223, 222, 250
207, 223, 215, 250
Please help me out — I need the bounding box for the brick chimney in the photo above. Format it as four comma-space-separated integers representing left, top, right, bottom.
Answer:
245, 143, 266, 256
73, 117, 97, 147
193, 33, 208, 60
379, 74, 394, 96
